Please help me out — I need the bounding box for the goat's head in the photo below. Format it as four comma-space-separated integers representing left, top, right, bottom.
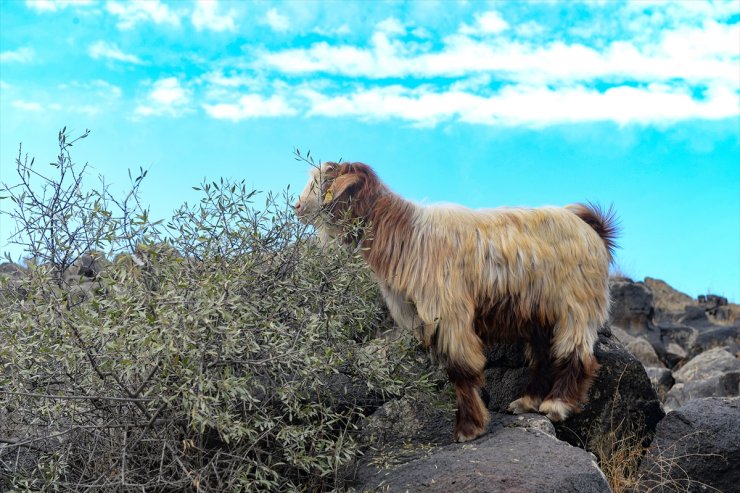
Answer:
295, 162, 382, 238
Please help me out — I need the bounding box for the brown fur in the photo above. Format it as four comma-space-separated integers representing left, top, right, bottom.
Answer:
296, 162, 618, 442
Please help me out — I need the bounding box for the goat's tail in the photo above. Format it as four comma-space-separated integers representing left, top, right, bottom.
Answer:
568, 202, 619, 262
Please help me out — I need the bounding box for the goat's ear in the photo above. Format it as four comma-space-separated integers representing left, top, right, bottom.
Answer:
324, 173, 362, 203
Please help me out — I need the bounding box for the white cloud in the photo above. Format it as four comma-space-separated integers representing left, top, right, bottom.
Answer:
203, 94, 296, 121
264, 8, 289, 32
376, 17, 405, 36
26, 0, 94, 12
192, 0, 236, 32
258, 20, 739, 87
301, 82, 737, 127
12, 100, 44, 112
89, 41, 144, 64
0, 47, 35, 63
459, 11, 509, 35
106, 0, 181, 29
135, 77, 192, 117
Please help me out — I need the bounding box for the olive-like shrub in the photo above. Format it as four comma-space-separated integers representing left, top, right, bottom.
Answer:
0, 130, 436, 492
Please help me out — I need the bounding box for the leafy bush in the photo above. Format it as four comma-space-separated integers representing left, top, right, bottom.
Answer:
0, 130, 435, 491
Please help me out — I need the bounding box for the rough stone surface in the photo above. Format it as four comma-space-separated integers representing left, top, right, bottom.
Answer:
673, 347, 740, 382
664, 372, 740, 411
611, 326, 663, 367
637, 397, 740, 493
482, 326, 664, 456
352, 408, 609, 493
609, 280, 655, 332
644, 367, 674, 401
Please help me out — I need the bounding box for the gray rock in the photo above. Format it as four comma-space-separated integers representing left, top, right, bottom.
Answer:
644, 367, 674, 401
627, 337, 664, 368
609, 280, 654, 332
664, 373, 740, 411
636, 397, 740, 493
0, 262, 25, 277
353, 411, 609, 493
482, 326, 664, 458
658, 323, 697, 367
673, 347, 740, 383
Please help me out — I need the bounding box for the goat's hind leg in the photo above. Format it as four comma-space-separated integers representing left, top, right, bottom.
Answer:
508, 328, 554, 414
539, 320, 600, 422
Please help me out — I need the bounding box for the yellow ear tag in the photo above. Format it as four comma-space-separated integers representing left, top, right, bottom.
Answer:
323, 189, 334, 203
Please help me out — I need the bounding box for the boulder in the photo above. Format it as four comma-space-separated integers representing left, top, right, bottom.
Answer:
636, 397, 740, 493
673, 347, 740, 382
644, 277, 693, 323
0, 262, 25, 278
611, 326, 663, 368
664, 373, 740, 412
664, 347, 740, 410
353, 403, 610, 493
644, 367, 674, 401
483, 326, 664, 457
609, 280, 655, 332
663, 347, 740, 410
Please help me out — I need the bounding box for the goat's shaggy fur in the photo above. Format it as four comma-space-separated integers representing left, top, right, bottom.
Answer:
296, 162, 618, 442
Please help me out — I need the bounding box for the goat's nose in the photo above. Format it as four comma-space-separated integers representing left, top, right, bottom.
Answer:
294, 201, 302, 212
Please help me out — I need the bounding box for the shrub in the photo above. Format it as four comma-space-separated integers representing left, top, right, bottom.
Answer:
0, 130, 435, 491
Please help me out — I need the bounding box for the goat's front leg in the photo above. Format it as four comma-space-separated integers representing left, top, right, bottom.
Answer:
437, 318, 489, 443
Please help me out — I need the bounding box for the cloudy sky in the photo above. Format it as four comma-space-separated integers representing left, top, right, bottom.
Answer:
1, 0, 739, 300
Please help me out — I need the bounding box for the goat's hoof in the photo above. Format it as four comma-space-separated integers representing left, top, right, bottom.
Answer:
538, 399, 572, 422
454, 427, 485, 443
453, 418, 488, 443
507, 396, 541, 414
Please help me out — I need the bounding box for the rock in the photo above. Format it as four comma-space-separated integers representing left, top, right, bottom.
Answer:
664, 342, 687, 366
611, 326, 664, 368
644, 367, 674, 401
353, 408, 610, 493
0, 262, 25, 278
658, 322, 696, 367
609, 280, 655, 331
636, 397, 740, 493
693, 325, 740, 356
673, 347, 740, 382
76, 252, 108, 279
664, 373, 740, 411
482, 326, 664, 458
644, 277, 693, 323
627, 337, 664, 368
662, 347, 740, 410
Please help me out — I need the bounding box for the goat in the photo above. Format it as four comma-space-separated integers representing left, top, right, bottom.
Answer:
295, 162, 618, 443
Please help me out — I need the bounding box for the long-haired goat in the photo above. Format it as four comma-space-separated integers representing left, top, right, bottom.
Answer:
295, 162, 618, 443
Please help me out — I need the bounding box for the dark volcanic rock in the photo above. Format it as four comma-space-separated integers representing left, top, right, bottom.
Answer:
636, 397, 740, 493
664, 372, 740, 411
483, 326, 664, 456
644, 367, 674, 401
609, 280, 655, 332
353, 409, 609, 493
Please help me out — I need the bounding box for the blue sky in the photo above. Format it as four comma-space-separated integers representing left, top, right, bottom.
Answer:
1, 0, 739, 301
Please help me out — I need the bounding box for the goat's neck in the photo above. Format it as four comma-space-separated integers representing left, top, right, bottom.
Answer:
361, 192, 418, 281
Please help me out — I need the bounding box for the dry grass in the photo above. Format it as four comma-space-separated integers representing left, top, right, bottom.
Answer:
594, 423, 723, 493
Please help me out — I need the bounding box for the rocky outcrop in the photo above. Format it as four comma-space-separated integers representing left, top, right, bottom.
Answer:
664, 347, 740, 411
483, 326, 664, 455
637, 396, 740, 493
352, 398, 609, 493
609, 278, 740, 370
